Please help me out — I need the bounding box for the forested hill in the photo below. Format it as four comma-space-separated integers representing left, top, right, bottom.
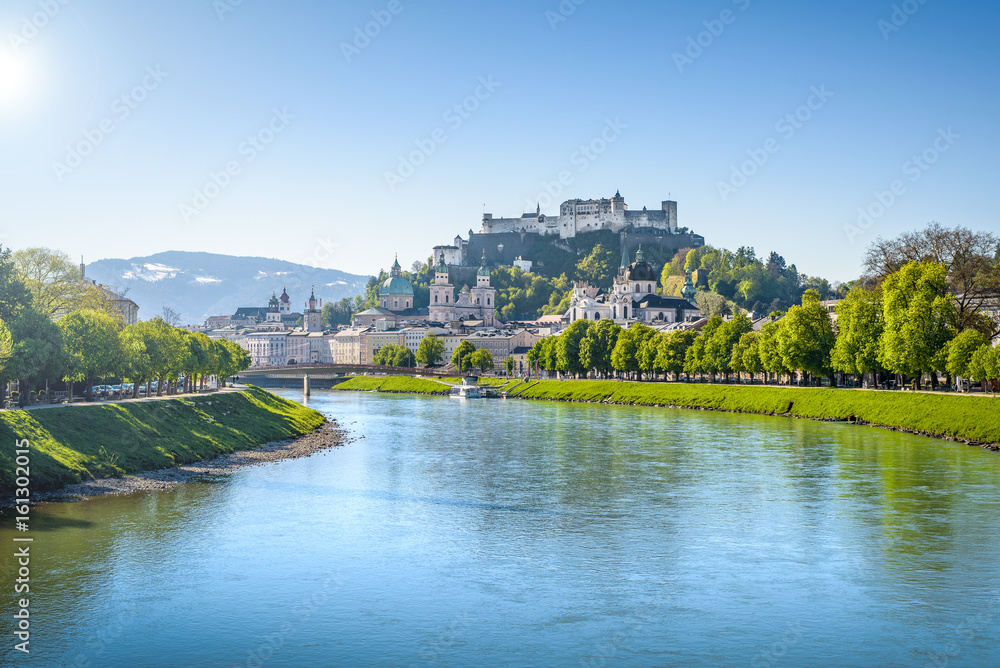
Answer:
368, 235, 844, 322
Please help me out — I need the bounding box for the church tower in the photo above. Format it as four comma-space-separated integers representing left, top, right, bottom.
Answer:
470, 250, 496, 325
303, 286, 322, 332
429, 254, 454, 314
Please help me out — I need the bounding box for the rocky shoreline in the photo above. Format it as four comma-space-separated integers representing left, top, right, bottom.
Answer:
31, 420, 351, 504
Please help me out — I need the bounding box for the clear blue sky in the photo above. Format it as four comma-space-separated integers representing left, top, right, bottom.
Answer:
1, 0, 997, 282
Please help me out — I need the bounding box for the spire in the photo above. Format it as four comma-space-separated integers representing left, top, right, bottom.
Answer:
536, 202, 540, 216
390, 254, 402, 277
635, 244, 644, 263
620, 231, 629, 270
477, 249, 490, 278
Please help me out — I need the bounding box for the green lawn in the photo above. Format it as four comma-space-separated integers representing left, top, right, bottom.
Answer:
336, 376, 451, 395
0, 386, 326, 494
511, 380, 1000, 446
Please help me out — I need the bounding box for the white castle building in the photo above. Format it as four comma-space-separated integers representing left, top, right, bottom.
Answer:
480, 191, 678, 240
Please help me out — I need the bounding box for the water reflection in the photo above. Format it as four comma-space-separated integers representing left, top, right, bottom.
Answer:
0, 390, 997, 667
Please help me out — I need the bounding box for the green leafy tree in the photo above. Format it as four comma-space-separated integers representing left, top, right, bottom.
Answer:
505, 356, 515, 376
6, 307, 64, 396
392, 346, 416, 368
579, 319, 622, 377
831, 287, 884, 380
452, 340, 477, 372
731, 331, 762, 382
879, 262, 955, 389
557, 320, 591, 377
120, 324, 152, 397
574, 244, 615, 287
12, 248, 115, 319
758, 320, 790, 383
215, 339, 251, 386
470, 348, 494, 373
416, 334, 444, 366
776, 290, 836, 383
945, 330, 988, 386
705, 315, 753, 381
0, 245, 32, 322
58, 309, 123, 401
612, 324, 655, 377
654, 330, 697, 379
0, 318, 12, 386
684, 316, 722, 379
968, 344, 1000, 393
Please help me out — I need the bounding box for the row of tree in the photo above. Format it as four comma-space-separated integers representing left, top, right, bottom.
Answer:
0, 246, 252, 402
528, 257, 1000, 391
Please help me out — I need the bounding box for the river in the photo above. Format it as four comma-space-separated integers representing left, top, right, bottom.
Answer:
2, 390, 999, 667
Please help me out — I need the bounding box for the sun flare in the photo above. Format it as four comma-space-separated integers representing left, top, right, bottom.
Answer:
0, 50, 28, 104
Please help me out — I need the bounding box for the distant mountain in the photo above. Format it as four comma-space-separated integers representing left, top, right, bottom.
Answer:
84, 251, 371, 326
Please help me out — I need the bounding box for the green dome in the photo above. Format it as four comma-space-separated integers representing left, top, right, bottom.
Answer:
380, 276, 414, 296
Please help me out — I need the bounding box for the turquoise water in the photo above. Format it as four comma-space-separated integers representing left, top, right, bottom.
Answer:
2, 390, 999, 667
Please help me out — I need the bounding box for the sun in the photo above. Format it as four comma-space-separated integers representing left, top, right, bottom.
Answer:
0, 50, 29, 105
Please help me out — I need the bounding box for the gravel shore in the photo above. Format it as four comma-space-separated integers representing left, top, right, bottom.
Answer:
35, 420, 350, 503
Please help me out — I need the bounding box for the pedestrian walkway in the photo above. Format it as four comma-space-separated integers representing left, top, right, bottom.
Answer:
11, 385, 248, 412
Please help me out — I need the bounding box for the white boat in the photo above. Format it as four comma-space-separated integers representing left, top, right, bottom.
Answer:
450, 376, 483, 399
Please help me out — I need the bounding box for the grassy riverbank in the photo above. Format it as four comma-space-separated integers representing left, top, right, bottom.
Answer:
335, 376, 451, 395
0, 386, 326, 495
507, 380, 1000, 447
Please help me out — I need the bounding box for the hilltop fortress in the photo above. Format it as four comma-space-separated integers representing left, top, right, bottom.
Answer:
481, 191, 677, 239
434, 191, 704, 280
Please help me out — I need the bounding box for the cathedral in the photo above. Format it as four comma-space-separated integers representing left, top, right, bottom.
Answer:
567, 241, 701, 326
428, 251, 497, 325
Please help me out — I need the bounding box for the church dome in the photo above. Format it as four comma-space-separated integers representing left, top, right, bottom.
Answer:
380, 276, 414, 296
624, 246, 658, 282
279, 288, 290, 303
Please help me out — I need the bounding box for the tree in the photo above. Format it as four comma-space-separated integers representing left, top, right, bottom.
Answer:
215, 339, 251, 386
579, 319, 622, 377
879, 262, 955, 389
557, 320, 591, 377
0, 245, 32, 322
160, 306, 182, 327
865, 223, 1000, 337
120, 324, 152, 398
705, 315, 752, 381
6, 307, 64, 396
731, 331, 762, 382
452, 340, 477, 372
416, 334, 444, 366
758, 320, 790, 383
322, 297, 358, 328
0, 318, 12, 386
945, 330, 988, 386
575, 244, 615, 287
470, 348, 494, 374
684, 316, 722, 379
776, 290, 836, 383
831, 287, 884, 380
12, 248, 111, 319
58, 309, 123, 401
130, 318, 186, 396
654, 330, 697, 379
968, 345, 1000, 393
392, 346, 416, 368
505, 356, 515, 376
612, 324, 655, 377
